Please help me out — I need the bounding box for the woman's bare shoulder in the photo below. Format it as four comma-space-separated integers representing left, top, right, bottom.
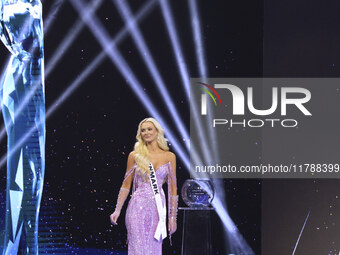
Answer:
165, 151, 176, 161
127, 151, 136, 163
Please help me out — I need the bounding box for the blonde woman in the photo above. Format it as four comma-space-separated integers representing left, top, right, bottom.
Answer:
110, 118, 178, 255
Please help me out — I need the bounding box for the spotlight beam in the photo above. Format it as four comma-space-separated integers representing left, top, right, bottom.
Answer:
44, 0, 66, 35
188, 0, 207, 78
292, 209, 311, 255
45, 0, 104, 77
113, 0, 189, 150
68, 0, 190, 167
190, 99, 215, 164
158, 0, 190, 99
188, 0, 219, 163
212, 196, 255, 255
157, 0, 214, 164
215, 179, 255, 254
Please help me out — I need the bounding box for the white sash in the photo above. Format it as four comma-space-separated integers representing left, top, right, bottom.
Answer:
149, 162, 167, 241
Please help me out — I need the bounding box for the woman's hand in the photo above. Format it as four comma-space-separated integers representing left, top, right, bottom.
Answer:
110, 210, 120, 225
168, 216, 177, 235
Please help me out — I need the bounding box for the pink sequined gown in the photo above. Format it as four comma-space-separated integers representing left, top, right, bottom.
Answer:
124, 162, 175, 255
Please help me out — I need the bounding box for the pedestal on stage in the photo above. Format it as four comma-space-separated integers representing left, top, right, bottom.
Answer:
179, 207, 214, 255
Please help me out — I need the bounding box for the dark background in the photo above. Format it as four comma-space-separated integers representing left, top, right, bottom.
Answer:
262, 0, 340, 254
0, 0, 262, 254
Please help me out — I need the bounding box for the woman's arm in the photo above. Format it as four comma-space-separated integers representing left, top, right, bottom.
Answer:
120, 151, 136, 190
167, 152, 178, 237
110, 152, 135, 225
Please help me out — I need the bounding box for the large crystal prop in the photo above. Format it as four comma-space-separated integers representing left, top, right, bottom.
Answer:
0, 1, 45, 254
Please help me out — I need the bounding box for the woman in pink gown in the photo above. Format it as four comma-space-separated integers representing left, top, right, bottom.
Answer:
110, 118, 178, 255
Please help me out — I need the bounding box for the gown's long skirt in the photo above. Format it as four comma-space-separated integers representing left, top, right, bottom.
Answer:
125, 187, 165, 255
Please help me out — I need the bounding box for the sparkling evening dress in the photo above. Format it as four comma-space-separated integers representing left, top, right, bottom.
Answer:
123, 162, 176, 255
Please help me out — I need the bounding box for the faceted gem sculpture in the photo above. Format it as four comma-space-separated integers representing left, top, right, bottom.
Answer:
0, 0, 45, 254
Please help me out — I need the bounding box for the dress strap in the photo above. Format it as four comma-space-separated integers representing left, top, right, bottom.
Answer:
123, 163, 136, 183
167, 162, 177, 187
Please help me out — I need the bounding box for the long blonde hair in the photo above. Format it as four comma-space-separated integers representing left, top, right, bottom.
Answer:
133, 118, 169, 177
